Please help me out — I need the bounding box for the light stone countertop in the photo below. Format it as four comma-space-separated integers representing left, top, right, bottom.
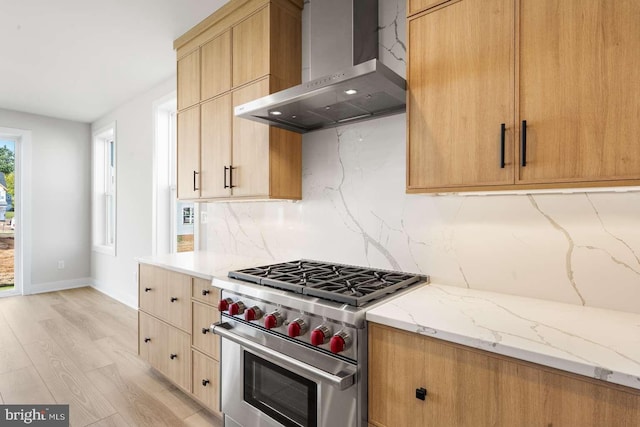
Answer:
137, 251, 275, 281
366, 283, 640, 391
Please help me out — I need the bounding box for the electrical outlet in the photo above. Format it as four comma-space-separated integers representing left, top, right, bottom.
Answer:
57, 260, 65, 269
201, 211, 208, 224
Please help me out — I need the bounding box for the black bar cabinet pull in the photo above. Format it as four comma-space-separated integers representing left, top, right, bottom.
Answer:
500, 123, 506, 169
202, 289, 210, 296
193, 170, 200, 191
201, 327, 209, 335
144, 337, 151, 343
202, 379, 210, 387
144, 287, 151, 292
170, 297, 178, 303
416, 387, 427, 401
224, 166, 230, 189
229, 165, 236, 188
521, 120, 527, 167
170, 354, 177, 360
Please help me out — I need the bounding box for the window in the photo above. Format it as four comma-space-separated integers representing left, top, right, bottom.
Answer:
92, 123, 116, 255
182, 206, 194, 225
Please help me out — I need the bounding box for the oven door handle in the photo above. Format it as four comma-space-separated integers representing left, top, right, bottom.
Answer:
211, 322, 356, 391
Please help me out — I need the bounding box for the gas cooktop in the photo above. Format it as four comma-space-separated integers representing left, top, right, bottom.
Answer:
228, 260, 428, 307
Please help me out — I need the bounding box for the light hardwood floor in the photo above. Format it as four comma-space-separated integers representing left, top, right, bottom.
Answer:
0, 287, 222, 427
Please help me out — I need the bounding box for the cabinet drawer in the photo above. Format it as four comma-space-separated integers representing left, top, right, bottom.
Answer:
139, 264, 192, 331
192, 301, 220, 359
192, 350, 220, 414
192, 278, 220, 305
139, 312, 192, 392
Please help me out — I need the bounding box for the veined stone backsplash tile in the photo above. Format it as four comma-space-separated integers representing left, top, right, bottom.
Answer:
202, 0, 640, 314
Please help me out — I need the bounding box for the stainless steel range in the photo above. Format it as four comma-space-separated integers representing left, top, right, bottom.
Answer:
210, 260, 428, 427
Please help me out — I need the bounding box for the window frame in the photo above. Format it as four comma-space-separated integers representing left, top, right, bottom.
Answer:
92, 122, 117, 256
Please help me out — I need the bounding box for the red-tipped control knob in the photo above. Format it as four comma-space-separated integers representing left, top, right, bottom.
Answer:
288, 318, 308, 337
244, 306, 263, 321
217, 298, 233, 312
310, 325, 330, 346
330, 330, 352, 354
228, 301, 245, 316
330, 335, 345, 353
264, 312, 284, 329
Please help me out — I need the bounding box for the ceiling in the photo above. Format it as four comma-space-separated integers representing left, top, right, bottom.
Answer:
0, 0, 229, 123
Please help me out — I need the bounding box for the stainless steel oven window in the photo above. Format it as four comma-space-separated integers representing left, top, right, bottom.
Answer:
244, 351, 318, 427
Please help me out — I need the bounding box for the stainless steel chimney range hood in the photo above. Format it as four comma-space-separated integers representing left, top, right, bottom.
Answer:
234, 0, 406, 134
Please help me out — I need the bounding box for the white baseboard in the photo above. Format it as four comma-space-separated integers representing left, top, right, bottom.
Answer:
26, 277, 94, 295
91, 280, 138, 310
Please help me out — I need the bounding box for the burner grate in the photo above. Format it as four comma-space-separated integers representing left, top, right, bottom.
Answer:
228, 260, 428, 307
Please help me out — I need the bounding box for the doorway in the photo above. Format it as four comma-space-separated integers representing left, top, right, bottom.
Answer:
0, 126, 29, 298
0, 138, 15, 294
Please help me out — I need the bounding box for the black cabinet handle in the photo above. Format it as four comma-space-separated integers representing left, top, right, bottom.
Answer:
193, 170, 200, 191
500, 123, 506, 169
170, 297, 178, 303
144, 337, 151, 343
416, 387, 427, 401
202, 379, 210, 387
201, 327, 209, 335
170, 354, 177, 360
224, 166, 230, 189
229, 165, 236, 188
521, 120, 527, 167
144, 287, 152, 292
202, 289, 210, 296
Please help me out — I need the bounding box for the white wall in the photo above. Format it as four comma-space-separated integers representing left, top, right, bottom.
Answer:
91, 77, 176, 308
0, 108, 91, 292
200, 0, 640, 315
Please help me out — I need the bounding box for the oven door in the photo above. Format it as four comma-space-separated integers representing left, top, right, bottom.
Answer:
212, 320, 359, 427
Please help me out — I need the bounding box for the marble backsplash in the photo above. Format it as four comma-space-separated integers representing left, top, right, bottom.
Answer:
201, 0, 640, 314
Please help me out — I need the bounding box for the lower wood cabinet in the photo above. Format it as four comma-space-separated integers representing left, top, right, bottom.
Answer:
368, 323, 640, 427
138, 264, 221, 417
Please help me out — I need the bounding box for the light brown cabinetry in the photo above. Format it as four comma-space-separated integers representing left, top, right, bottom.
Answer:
407, 0, 640, 193
174, 0, 303, 202
138, 264, 222, 416
368, 323, 640, 427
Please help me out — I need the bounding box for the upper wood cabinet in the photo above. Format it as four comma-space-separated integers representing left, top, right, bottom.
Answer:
407, 0, 640, 193
174, 0, 303, 201
407, 0, 514, 190
177, 50, 200, 110
176, 106, 200, 200
369, 323, 640, 427
201, 31, 232, 100
232, 8, 269, 87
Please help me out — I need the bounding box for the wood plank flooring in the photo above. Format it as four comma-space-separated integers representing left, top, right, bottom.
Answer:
0, 287, 222, 427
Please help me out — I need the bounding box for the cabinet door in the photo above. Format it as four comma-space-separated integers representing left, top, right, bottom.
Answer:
201, 31, 231, 100
369, 324, 427, 427
407, 0, 514, 191
518, 0, 640, 184
177, 50, 200, 110
232, 79, 270, 197
201, 95, 232, 198
177, 106, 201, 200
232, 7, 269, 87
192, 350, 221, 414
